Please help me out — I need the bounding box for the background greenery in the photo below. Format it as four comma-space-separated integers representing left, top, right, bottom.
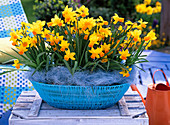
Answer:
21, 0, 36, 23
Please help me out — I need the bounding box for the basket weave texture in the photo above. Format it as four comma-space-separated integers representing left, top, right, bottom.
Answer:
31, 81, 130, 109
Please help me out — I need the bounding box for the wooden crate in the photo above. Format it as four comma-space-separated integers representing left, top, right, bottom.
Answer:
9, 89, 148, 125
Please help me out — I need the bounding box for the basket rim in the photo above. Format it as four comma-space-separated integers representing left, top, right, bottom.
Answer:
30, 80, 130, 88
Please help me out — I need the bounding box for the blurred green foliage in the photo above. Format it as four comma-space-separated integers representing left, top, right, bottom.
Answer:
76, 0, 142, 21
21, 0, 36, 23
33, 0, 74, 22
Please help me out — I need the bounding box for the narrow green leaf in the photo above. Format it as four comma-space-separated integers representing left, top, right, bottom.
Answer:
46, 56, 50, 71
63, 59, 72, 75
11, 48, 28, 60
107, 60, 110, 71
72, 61, 78, 75
91, 61, 100, 72
32, 60, 46, 76
36, 52, 46, 65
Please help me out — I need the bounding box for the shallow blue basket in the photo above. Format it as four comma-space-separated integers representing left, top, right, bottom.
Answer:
31, 81, 130, 109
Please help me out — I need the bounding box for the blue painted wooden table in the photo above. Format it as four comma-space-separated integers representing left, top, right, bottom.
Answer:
136, 50, 170, 98
0, 50, 170, 125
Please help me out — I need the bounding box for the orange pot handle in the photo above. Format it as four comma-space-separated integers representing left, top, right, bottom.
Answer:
152, 69, 169, 86
131, 84, 146, 106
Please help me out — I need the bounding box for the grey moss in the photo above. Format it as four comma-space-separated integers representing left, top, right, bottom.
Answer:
26, 65, 138, 86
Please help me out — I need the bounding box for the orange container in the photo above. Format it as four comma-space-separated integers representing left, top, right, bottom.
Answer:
131, 69, 170, 125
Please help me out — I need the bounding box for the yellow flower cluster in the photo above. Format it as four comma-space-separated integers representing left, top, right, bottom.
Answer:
9, 5, 156, 77
136, 0, 161, 15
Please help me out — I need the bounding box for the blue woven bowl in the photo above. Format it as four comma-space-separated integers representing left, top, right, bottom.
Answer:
31, 81, 130, 109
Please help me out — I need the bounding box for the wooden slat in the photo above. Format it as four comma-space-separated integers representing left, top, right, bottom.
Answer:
146, 56, 170, 62
142, 50, 170, 57
28, 93, 42, 117
126, 103, 145, 109
13, 102, 118, 110
118, 97, 130, 116
16, 97, 35, 103
142, 63, 167, 70
13, 103, 32, 110
139, 70, 152, 86
13, 103, 58, 110
166, 64, 170, 70
124, 95, 143, 102
9, 115, 148, 125
20, 90, 37, 96
12, 109, 121, 119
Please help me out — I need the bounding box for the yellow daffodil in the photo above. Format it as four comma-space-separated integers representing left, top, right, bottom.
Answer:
101, 43, 111, 53
50, 15, 64, 27
96, 16, 108, 26
112, 13, 124, 24
12, 59, 23, 69
136, 4, 146, 13
17, 44, 28, 55
78, 17, 96, 31
144, 30, 157, 41
76, 5, 89, 17
144, 0, 151, 5
29, 25, 42, 35
30, 36, 38, 47
89, 47, 104, 59
125, 20, 133, 26
119, 49, 131, 60
21, 36, 31, 48
10, 29, 20, 46
118, 26, 123, 31
62, 5, 76, 23
131, 30, 142, 42
99, 27, 112, 37
64, 49, 76, 61
119, 66, 132, 77
88, 32, 99, 47
59, 40, 70, 51
146, 6, 153, 15
41, 28, 51, 39
138, 19, 148, 28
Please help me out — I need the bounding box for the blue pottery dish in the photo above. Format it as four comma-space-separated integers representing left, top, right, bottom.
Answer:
31, 81, 130, 110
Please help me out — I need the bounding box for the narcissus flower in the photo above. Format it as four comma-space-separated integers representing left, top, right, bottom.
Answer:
136, 4, 146, 13
50, 15, 64, 27
89, 47, 104, 59
78, 17, 96, 31
99, 27, 112, 37
76, 5, 89, 17
29, 20, 45, 35
10, 29, 20, 46
119, 49, 131, 60
88, 32, 99, 47
131, 30, 142, 42
112, 13, 124, 24
119, 66, 132, 77
144, 0, 151, 5
101, 43, 111, 53
12, 59, 23, 69
41, 28, 51, 39
144, 30, 157, 41
62, 5, 76, 23
64, 49, 76, 61
146, 6, 153, 15
138, 19, 148, 28
59, 40, 70, 51
17, 44, 28, 55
